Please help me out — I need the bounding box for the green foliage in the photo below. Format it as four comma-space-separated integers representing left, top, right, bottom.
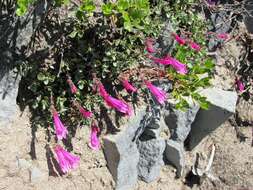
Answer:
165, 0, 214, 110
18, 0, 215, 128
16, 0, 35, 16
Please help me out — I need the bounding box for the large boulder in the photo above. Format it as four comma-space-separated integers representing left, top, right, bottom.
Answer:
186, 88, 237, 150
103, 107, 146, 190
163, 100, 199, 177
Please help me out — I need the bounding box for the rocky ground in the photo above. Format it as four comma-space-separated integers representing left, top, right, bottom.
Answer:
0, 104, 252, 190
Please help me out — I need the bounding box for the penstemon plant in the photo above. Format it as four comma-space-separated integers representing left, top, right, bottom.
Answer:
17, 0, 215, 172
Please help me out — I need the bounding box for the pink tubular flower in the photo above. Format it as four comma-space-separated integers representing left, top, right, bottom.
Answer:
88, 123, 101, 150
189, 41, 201, 52
53, 110, 68, 140
235, 78, 244, 92
98, 83, 109, 98
217, 33, 229, 40
79, 106, 93, 118
145, 38, 156, 53
145, 80, 167, 105
98, 83, 132, 116
105, 96, 132, 116
122, 79, 137, 93
173, 33, 186, 45
149, 55, 187, 74
67, 78, 78, 94
54, 145, 80, 173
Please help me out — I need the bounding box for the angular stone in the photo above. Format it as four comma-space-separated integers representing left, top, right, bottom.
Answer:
158, 22, 175, 55
244, 15, 253, 34
137, 138, 165, 183
103, 107, 146, 190
244, 1, 253, 33
163, 101, 199, 143
0, 71, 21, 127
187, 88, 237, 150
164, 140, 185, 177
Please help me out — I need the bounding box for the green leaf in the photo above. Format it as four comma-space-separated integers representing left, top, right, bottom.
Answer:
43, 78, 49, 85
69, 30, 78, 38
204, 59, 215, 70
37, 73, 45, 81
117, 0, 129, 11
78, 80, 85, 90
123, 20, 132, 31
102, 3, 114, 16
80, 0, 96, 13
16, 6, 27, 16
199, 100, 210, 110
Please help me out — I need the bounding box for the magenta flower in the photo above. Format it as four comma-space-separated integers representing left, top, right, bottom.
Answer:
98, 83, 109, 98
79, 106, 93, 119
145, 38, 156, 53
88, 124, 101, 151
169, 57, 188, 74
150, 55, 187, 74
67, 79, 78, 94
122, 79, 137, 93
54, 145, 80, 173
189, 41, 201, 52
53, 110, 68, 140
105, 96, 132, 116
145, 80, 167, 105
98, 83, 132, 116
173, 34, 186, 45
235, 78, 244, 92
217, 33, 229, 40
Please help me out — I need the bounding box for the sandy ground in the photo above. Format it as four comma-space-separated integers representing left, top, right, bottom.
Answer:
0, 106, 252, 190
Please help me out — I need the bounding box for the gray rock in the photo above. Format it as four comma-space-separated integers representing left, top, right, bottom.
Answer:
137, 138, 165, 183
30, 167, 47, 183
0, 71, 21, 127
103, 107, 146, 190
165, 140, 185, 177
187, 88, 237, 150
244, 0, 253, 33
158, 22, 175, 56
164, 101, 199, 143
0, 0, 45, 127
244, 14, 253, 34
205, 9, 232, 50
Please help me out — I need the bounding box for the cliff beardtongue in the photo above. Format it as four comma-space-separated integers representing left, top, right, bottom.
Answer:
54, 145, 80, 173
145, 38, 156, 53
88, 122, 101, 151
145, 80, 167, 105
52, 108, 68, 140
122, 79, 137, 93
67, 78, 78, 94
98, 82, 132, 116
